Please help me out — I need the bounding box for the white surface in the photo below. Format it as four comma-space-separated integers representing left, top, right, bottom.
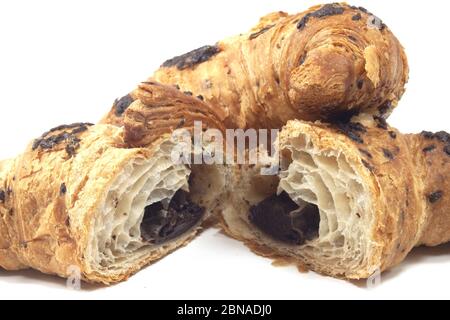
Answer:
0, 0, 449, 300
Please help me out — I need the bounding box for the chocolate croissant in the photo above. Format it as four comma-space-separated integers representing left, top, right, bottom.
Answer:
0, 85, 226, 283
153, 3, 408, 129
221, 118, 449, 279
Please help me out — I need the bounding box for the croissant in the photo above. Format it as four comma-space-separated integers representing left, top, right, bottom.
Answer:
0, 84, 225, 284
153, 3, 408, 129
220, 117, 449, 279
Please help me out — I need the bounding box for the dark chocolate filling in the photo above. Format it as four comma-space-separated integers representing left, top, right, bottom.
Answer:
249, 192, 320, 245
140, 190, 205, 245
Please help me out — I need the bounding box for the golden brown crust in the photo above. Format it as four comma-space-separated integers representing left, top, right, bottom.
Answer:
0, 82, 227, 284
294, 121, 449, 274
153, 3, 408, 129
0, 124, 143, 280
220, 119, 449, 278
408, 132, 450, 246
0, 124, 207, 284
101, 81, 226, 147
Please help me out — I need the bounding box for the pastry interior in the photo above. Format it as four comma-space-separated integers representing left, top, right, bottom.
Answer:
222, 130, 377, 278
86, 138, 224, 275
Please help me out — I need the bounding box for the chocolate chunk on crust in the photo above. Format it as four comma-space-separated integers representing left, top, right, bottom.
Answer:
114, 94, 135, 116
32, 123, 92, 157
428, 191, 443, 204
162, 45, 221, 70
297, 3, 345, 30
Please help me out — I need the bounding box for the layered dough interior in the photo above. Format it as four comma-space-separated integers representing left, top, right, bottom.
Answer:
223, 132, 378, 277
87, 139, 224, 273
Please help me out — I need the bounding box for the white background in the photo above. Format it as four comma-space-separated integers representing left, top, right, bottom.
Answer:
0, 0, 449, 300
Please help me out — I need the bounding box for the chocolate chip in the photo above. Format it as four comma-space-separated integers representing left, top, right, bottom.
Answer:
352, 13, 362, 21
379, 101, 392, 115
184, 91, 193, 96
140, 190, 205, 245
357, 79, 364, 89
349, 5, 386, 30
373, 116, 388, 130
444, 145, 450, 156
176, 118, 186, 129
435, 131, 450, 144
297, 3, 345, 30
349, 5, 368, 14
114, 94, 134, 116
420, 131, 450, 154
65, 136, 81, 157
249, 192, 320, 245
0, 190, 5, 203
428, 191, 443, 204
421, 131, 434, 139
47, 123, 93, 134
60, 183, 67, 196
362, 160, 374, 171
162, 45, 221, 70
174, 84, 181, 90
346, 131, 364, 144
197, 95, 204, 101
389, 131, 397, 139
423, 145, 436, 153
249, 24, 275, 40
336, 122, 366, 144
275, 76, 281, 85
359, 148, 373, 159
382, 148, 395, 160
349, 122, 367, 132
299, 54, 307, 66
32, 123, 91, 157
297, 15, 311, 30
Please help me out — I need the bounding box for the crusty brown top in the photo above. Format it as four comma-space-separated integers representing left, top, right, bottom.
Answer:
101, 81, 226, 147
153, 3, 408, 129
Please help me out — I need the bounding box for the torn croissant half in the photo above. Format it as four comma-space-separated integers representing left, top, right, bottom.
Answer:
221, 119, 449, 279
0, 123, 225, 284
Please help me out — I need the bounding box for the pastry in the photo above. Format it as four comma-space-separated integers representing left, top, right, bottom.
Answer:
153, 3, 408, 129
101, 81, 224, 147
0, 84, 226, 284
221, 117, 449, 279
